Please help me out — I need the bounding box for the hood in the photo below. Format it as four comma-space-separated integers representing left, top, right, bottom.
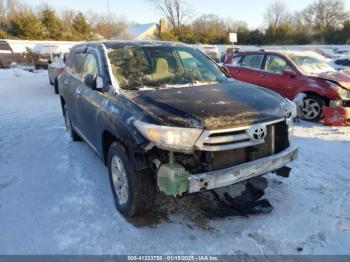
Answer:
314, 71, 350, 90
123, 81, 287, 130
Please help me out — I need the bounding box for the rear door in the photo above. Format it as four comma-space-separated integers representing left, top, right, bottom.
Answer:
259, 54, 295, 99
238, 54, 265, 86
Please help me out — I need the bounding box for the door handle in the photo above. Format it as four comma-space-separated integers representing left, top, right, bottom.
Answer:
260, 74, 268, 79
76, 88, 81, 98
235, 70, 241, 73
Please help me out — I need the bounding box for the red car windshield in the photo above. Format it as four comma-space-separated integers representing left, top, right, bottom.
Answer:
289, 55, 335, 75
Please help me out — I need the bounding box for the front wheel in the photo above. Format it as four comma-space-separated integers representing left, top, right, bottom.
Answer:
300, 95, 325, 121
108, 142, 155, 217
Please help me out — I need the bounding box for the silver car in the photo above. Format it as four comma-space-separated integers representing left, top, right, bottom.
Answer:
48, 53, 66, 94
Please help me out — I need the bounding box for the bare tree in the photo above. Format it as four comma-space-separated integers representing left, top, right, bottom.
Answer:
147, 0, 191, 35
0, 0, 18, 21
86, 10, 127, 40
225, 19, 249, 32
192, 14, 226, 34
302, 0, 349, 30
264, 1, 291, 30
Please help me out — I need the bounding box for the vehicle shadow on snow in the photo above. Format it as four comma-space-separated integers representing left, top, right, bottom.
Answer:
127, 182, 262, 230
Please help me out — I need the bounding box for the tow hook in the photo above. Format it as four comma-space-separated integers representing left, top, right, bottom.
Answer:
275, 166, 292, 178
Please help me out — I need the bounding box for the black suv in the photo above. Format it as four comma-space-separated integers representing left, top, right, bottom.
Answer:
59, 41, 298, 217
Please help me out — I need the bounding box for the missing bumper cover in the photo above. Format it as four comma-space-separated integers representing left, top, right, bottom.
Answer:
188, 147, 298, 193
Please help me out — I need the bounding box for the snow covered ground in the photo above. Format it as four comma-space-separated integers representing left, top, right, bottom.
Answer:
0, 69, 349, 255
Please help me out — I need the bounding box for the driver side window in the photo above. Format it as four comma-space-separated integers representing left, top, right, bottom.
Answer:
84, 54, 98, 77
265, 55, 291, 74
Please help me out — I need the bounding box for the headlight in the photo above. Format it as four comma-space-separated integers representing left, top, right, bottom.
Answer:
281, 99, 297, 137
134, 120, 203, 153
327, 81, 350, 100
337, 88, 350, 100
282, 99, 297, 119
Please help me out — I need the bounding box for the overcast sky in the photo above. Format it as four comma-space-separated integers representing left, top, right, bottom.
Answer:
29, 0, 350, 28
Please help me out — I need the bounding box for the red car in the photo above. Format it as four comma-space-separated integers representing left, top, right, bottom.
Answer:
224, 50, 350, 121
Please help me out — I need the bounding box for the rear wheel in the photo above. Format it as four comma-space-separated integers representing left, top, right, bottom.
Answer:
107, 142, 156, 217
300, 94, 325, 121
64, 105, 80, 141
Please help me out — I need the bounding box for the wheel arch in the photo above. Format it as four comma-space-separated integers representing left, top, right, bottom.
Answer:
303, 91, 330, 106
102, 130, 125, 166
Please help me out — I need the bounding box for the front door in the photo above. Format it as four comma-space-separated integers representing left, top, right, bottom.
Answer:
259, 54, 296, 99
76, 52, 106, 149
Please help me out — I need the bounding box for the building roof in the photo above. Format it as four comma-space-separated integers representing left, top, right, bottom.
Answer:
126, 23, 158, 40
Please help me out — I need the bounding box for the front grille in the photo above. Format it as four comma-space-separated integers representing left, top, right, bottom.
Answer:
200, 120, 289, 172
174, 119, 290, 174
195, 119, 285, 152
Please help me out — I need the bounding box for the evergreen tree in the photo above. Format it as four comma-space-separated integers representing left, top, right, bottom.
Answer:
72, 12, 93, 39
8, 11, 44, 39
0, 28, 7, 38
40, 7, 62, 40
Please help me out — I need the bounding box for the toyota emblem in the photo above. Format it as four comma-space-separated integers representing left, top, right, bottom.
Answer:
248, 124, 267, 142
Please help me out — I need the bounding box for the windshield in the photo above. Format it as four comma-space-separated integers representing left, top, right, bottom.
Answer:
0, 41, 12, 52
107, 45, 227, 90
289, 55, 335, 75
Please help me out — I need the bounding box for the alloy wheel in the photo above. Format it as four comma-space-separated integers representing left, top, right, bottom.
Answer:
301, 98, 321, 120
111, 155, 129, 205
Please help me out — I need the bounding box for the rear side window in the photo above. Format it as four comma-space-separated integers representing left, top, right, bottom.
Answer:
265, 55, 291, 74
242, 55, 264, 70
71, 53, 86, 78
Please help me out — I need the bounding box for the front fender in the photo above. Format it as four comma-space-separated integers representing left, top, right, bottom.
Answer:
96, 96, 150, 169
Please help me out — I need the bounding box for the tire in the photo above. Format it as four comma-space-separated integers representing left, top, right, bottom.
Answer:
54, 79, 59, 95
64, 105, 80, 141
107, 142, 156, 217
34, 64, 40, 70
300, 94, 325, 121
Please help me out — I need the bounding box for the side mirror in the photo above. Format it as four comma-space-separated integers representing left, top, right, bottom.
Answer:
220, 65, 230, 76
96, 75, 104, 90
84, 74, 104, 90
283, 69, 296, 78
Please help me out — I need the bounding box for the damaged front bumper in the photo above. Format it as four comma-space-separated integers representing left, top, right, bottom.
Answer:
187, 146, 299, 193
323, 106, 350, 126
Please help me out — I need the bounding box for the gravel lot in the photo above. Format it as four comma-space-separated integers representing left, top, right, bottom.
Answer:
0, 69, 349, 255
